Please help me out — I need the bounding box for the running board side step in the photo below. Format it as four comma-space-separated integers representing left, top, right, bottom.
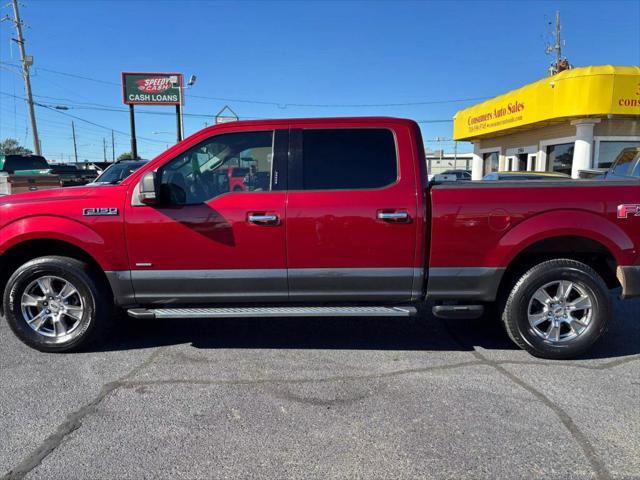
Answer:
432, 305, 484, 320
127, 306, 417, 320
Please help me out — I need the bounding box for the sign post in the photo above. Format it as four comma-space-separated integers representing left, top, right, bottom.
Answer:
129, 104, 138, 159
122, 72, 184, 152
175, 105, 182, 143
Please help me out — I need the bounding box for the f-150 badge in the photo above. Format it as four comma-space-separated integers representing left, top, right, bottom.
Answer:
617, 204, 640, 219
83, 208, 119, 216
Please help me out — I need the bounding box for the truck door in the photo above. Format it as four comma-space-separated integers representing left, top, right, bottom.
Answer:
285, 122, 421, 302
125, 127, 289, 304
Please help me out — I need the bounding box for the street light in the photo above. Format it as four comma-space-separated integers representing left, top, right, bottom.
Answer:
170, 74, 197, 141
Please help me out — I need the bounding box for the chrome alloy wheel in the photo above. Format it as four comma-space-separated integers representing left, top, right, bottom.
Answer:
20, 275, 85, 339
527, 280, 593, 343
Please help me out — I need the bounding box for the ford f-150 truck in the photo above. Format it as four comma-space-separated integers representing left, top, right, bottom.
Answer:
0, 117, 638, 358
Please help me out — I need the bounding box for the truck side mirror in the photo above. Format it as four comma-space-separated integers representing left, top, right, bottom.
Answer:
138, 171, 157, 205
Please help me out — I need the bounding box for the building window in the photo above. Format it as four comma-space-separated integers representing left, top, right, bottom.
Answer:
482, 151, 499, 175
596, 141, 640, 169
546, 143, 574, 175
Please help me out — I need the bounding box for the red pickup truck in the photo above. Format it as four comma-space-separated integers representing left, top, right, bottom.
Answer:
0, 117, 638, 358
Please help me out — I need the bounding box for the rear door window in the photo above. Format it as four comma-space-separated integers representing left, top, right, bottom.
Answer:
300, 129, 397, 190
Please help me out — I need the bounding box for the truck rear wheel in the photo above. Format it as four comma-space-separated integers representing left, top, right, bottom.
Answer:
3, 256, 111, 352
501, 259, 610, 359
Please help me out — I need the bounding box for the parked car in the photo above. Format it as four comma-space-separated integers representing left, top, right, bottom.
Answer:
441, 169, 472, 180
0, 154, 61, 195
226, 167, 250, 191
49, 164, 98, 187
587, 147, 640, 181
0, 117, 638, 360
88, 160, 148, 185
483, 171, 571, 181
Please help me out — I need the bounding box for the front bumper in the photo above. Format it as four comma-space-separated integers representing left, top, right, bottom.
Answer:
617, 266, 640, 299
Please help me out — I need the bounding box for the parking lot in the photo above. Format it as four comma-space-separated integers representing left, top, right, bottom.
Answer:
1, 294, 638, 480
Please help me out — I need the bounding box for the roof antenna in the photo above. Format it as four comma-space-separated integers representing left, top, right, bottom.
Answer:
545, 11, 572, 76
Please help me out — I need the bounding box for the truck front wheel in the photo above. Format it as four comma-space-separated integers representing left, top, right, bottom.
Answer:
501, 259, 610, 359
3, 256, 112, 352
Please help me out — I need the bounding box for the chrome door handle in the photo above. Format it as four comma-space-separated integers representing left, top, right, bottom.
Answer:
248, 214, 279, 225
377, 211, 409, 221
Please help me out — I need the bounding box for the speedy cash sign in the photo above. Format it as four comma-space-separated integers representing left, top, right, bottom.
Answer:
122, 72, 183, 105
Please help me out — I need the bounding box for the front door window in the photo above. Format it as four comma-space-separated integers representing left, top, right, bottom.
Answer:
158, 131, 275, 206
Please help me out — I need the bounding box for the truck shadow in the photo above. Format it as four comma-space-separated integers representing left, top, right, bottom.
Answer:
99, 296, 640, 360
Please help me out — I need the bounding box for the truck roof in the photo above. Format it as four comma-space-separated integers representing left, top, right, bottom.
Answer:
200, 116, 418, 131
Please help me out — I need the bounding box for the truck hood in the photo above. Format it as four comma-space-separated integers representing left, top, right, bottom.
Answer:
0, 185, 117, 206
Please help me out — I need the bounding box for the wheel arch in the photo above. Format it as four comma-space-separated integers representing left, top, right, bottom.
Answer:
497, 235, 619, 305
0, 238, 113, 315
492, 209, 635, 268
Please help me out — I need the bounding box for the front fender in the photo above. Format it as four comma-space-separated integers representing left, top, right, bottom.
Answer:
490, 209, 637, 267
0, 215, 120, 270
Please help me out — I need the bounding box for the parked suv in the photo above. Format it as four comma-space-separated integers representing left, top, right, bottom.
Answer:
89, 160, 148, 185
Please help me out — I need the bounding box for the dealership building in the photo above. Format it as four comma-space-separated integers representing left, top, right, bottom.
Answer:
453, 65, 640, 179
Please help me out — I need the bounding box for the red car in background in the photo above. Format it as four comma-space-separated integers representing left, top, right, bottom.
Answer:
226, 167, 250, 191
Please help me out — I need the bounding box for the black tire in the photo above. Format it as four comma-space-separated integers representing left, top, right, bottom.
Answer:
501, 259, 610, 359
3, 256, 112, 352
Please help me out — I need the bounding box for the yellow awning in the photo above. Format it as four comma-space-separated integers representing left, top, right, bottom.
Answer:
453, 65, 640, 141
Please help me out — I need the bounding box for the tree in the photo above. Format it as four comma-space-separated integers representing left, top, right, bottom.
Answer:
0, 138, 33, 156
117, 151, 141, 161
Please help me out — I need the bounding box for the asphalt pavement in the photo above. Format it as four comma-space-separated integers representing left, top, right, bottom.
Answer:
1, 294, 638, 480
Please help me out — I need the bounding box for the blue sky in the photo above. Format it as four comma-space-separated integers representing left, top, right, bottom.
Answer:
1, 0, 638, 162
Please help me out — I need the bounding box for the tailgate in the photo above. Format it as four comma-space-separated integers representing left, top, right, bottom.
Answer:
4, 174, 61, 194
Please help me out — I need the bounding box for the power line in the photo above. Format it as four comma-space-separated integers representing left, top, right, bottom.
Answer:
1, 60, 489, 109
34, 66, 120, 86
186, 93, 489, 108
35, 103, 166, 145
0, 100, 156, 143
0, 61, 120, 86
2, 91, 454, 125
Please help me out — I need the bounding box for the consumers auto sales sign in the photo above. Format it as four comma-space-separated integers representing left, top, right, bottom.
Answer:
122, 72, 182, 105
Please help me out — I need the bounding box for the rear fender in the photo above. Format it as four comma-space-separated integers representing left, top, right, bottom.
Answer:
491, 210, 636, 267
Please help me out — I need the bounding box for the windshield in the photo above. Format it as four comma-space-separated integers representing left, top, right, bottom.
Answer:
95, 162, 145, 183
609, 149, 640, 177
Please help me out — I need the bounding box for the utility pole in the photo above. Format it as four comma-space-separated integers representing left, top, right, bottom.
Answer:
71, 121, 78, 163
10, 0, 41, 155
103, 137, 107, 161
453, 141, 458, 168
111, 130, 115, 162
